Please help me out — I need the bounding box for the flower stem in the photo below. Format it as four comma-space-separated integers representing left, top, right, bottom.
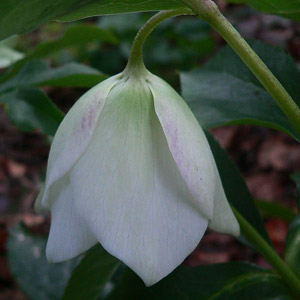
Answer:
125, 8, 194, 75
232, 207, 300, 297
181, 0, 300, 134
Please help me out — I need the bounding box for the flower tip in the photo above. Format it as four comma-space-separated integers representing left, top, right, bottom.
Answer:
208, 205, 240, 238
131, 265, 170, 288
34, 186, 46, 214
45, 247, 56, 264
46, 242, 68, 264
45, 232, 69, 264
229, 218, 240, 237
143, 278, 160, 288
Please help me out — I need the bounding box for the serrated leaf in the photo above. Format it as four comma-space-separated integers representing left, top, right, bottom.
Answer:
181, 40, 300, 141
0, 86, 63, 135
108, 262, 292, 300
0, 60, 107, 94
62, 244, 120, 300
0, 24, 117, 84
7, 223, 80, 300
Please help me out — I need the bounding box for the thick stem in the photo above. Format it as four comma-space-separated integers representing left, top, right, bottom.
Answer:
124, 8, 194, 76
232, 207, 300, 298
181, 0, 300, 135
180, 0, 300, 295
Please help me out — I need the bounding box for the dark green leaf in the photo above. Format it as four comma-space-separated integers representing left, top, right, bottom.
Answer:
202, 41, 300, 106
291, 170, 300, 211
108, 262, 292, 300
0, 86, 63, 135
58, 1, 185, 22
285, 215, 300, 277
285, 172, 300, 276
7, 223, 80, 300
255, 200, 296, 223
181, 40, 300, 141
0, 60, 107, 94
0, 0, 185, 41
0, 0, 91, 40
227, 0, 300, 21
206, 132, 273, 247
0, 24, 117, 84
62, 244, 120, 300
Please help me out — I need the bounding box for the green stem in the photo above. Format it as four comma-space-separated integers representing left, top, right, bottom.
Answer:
232, 207, 300, 297
125, 8, 194, 75
181, 0, 300, 134
180, 0, 300, 295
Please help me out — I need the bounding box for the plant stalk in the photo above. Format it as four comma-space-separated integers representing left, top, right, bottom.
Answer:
181, 0, 300, 134
232, 207, 300, 297
125, 8, 194, 74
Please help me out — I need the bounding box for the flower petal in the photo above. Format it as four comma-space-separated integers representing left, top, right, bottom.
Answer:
149, 74, 239, 236
70, 80, 208, 286
34, 185, 45, 213
208, 175, 240, 236
42, 75, 119, 208
46, 175, 97, 263
149, 74, 215, 219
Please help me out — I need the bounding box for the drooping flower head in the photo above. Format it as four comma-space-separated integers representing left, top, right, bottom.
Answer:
36, 38, 239, 287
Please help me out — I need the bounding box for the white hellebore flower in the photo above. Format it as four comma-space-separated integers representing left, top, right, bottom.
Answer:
36, 63, 239, 286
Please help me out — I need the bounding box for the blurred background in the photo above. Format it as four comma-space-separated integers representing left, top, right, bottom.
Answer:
1, 0, 300, 298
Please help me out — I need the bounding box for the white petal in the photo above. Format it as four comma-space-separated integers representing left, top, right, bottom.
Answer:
70, 79, 208, 286
42, 75, 119, 208
46, 175, 97, 263
149, 74, 239, 236
208, 176, 240, 236
34, 185, 45, 213
149, 74, 215, 219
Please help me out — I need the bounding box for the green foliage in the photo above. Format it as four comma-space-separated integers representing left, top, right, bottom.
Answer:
57, 1, 185, 22
227, 0, 300, 21
0, 87, 63, 135
285, 172, 300, 277
94, 14, 215, 83
285, 216, 300, 277
206, 132, 273, 247
2, 2, 300, 299
0, 58, 106, 135
107, 263, 292, 300
0, 60, 107, 92
255, 200, 296, 223
1, 0, 300, 43
291, 170, 300, 211
0, 24, 117, 84
181, 40, 300, 141
0, 0, 185, 41
0, 24, 113, 135
0, 18, 215, 136
7, 223, 80, 300
62, 245, 120, 300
